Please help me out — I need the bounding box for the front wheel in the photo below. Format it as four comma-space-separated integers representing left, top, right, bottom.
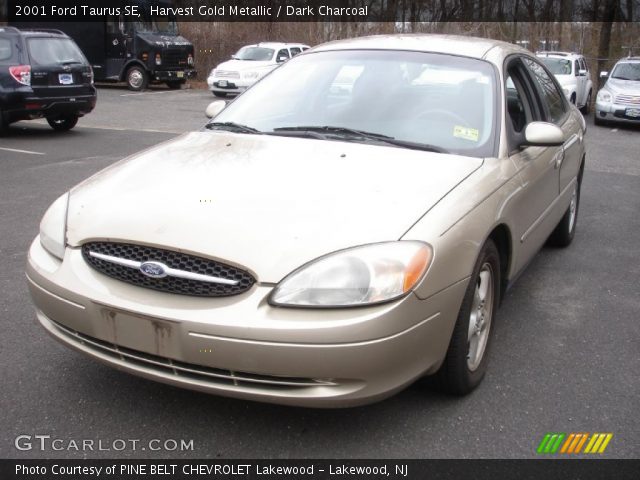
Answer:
126, 65, 148, 91
432, 239, 500, 394
47, 114, 79, 131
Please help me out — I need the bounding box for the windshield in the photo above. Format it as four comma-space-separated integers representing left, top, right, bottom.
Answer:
26, 37, 86, 66
611, 62, 640, 81
540, 57, 572, 75
234, 47, 275, 61
211, 50, 497, 157
135, 18, 178, 34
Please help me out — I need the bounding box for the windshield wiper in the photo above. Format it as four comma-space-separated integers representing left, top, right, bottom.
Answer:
205, 122, 262, 134
612, 76, 632, 80
272, 125, 448, 153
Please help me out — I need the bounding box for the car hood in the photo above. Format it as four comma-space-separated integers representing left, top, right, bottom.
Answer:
66, 132, 482, 282
215, 59, 275, 72
605, 78, 640, 95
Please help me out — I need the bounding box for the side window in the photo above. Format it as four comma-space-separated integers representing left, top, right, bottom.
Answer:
0, 37, 13, 62
505, 74, 531, 134
289, 47, 301, 56
580, 58, 587, 72
574, 60, 580, 76
523, 58, 567, 124
276, 49, 290, 63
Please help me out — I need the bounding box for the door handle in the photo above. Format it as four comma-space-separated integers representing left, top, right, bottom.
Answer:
553, 149, 565, 169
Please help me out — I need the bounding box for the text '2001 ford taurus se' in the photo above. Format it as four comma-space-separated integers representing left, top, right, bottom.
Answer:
27, 35, 586, 407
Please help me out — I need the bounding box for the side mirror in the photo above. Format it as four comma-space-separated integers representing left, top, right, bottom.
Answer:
205, 100, 226, 119
578, 69, 587, 76
523, 122, 565, 147
600, 71, 608, 78
277, 56, 288, 63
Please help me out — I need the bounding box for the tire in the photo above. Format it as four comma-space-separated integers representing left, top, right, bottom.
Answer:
166, 81, 184, 90
213, 91, 227, 98
594, 115, 605, 126
580, 90, 592, 115
47, 114, 79, 131
548, 178, 581, 247
126, 65, 148, 91
0, 107, 8, 136
570, 93, 576, 105
432, 239, 501, 395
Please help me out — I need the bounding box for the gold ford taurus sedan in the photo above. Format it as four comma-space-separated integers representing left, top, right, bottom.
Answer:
26, 35, 586, 407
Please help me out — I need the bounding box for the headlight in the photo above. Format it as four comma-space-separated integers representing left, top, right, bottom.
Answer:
270, 241, 433, 307
243, 71, 259, 80
39, 193, 69, 260
597, 90, 612, 103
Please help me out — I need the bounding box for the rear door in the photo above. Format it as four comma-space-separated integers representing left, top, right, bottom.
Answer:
26, 35, 93, 98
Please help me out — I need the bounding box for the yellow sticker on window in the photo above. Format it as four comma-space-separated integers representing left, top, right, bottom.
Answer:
453, 125, 479, 142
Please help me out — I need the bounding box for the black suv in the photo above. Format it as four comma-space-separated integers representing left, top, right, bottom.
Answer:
0, 27, 96, 133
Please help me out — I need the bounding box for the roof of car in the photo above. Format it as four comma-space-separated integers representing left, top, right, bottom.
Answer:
248, 42, 309, 49
536, 51, 583, 58
309, 34, 526, 60
0, 27, 68, 38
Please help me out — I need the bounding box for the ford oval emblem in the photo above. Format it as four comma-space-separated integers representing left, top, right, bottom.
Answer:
139, 261, 168, 279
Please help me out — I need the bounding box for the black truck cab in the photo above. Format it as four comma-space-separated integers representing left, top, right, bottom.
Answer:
12, 0, 196, 91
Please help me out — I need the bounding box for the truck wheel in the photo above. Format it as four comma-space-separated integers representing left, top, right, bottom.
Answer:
47, 115, 79, 131
166, 81, 184, 90
126, 66, 148, 91
213, 92, 227, 98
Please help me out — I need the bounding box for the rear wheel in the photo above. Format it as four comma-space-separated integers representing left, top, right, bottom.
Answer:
47, 114, 79, 131
0, 107, 8, 136
432, 239, 500, 394
126, 65, 148, 91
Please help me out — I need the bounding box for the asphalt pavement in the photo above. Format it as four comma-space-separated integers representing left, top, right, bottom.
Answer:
1, 86, 638, 459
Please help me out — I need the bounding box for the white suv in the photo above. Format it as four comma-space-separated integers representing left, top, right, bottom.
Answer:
537, 52, 593, 113
207, 42, 309, 97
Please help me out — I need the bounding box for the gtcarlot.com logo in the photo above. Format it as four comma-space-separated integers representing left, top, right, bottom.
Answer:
536, 432, 613, 454
14, 435, 194, 452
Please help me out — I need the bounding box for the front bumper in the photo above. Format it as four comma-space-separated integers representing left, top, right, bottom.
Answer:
206, 76, 252, 94
595, 100, 640, 124
152, 69, 197, 82
26, 237, 466, 407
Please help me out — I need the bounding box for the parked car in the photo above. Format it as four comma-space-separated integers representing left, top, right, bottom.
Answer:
595, 56, 640, 126
537, 51, 593, 113
0, 27, 96, 133
207, 42, 309, 97
27, 35, 586, 407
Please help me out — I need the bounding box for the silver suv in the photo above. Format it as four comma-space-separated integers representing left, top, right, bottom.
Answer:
595, 57, 640, 126
537, 51, 593, 113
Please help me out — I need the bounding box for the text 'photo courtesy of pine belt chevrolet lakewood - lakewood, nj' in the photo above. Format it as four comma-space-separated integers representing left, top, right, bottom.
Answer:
25, 34, 587, 407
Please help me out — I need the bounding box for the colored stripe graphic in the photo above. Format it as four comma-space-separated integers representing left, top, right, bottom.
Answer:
538, 433, 613, 454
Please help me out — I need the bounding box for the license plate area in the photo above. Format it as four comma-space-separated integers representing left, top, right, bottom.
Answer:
625, 107, 640, 118
218, 80, 228, 87
58, 73, 73, 85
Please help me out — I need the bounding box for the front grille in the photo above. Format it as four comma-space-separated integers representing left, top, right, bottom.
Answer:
214, 70, 240, 79
615, 94, 640, 105
160, 49, 188, 69
51, 320, 334, 390
82, 242, 255, 297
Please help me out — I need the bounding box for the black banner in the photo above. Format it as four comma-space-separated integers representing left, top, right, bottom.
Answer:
2, 459, 640, 480
2, 0, 639, 23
